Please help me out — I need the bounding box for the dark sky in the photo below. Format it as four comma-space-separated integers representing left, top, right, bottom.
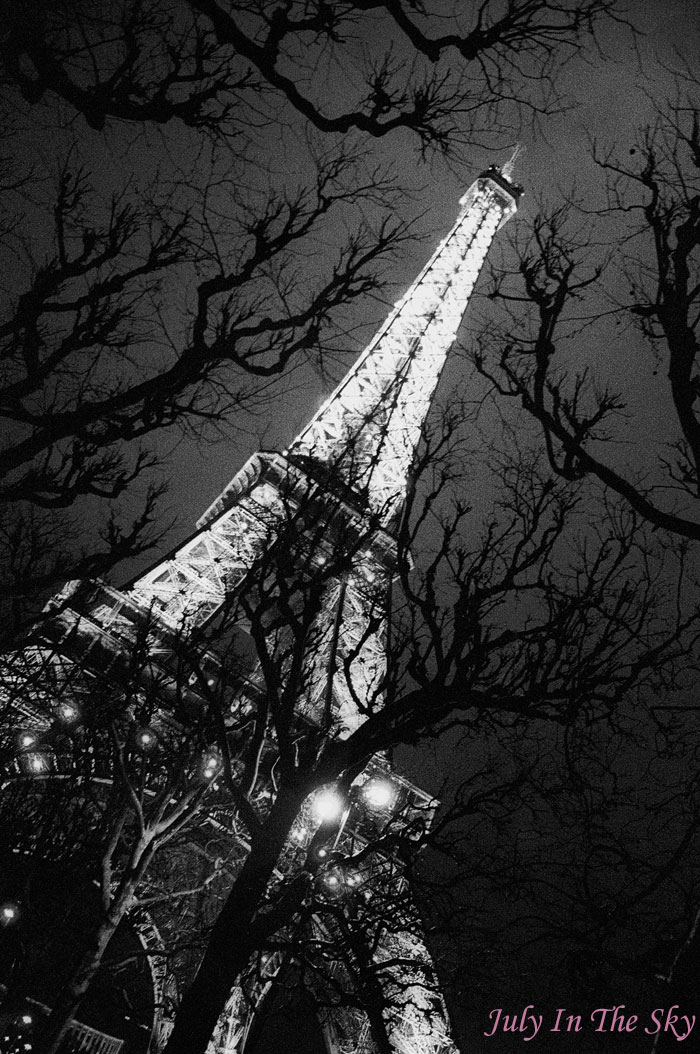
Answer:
152, 0, 699, 558
6, 0, 698, 559
4, 3, 700, 1051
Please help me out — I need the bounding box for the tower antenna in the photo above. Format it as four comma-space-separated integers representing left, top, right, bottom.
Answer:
502, 143, 524, 180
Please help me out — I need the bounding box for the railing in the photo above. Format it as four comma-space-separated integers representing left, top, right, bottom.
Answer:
47, 1012, 125, 1054
1, 991, 124, 1054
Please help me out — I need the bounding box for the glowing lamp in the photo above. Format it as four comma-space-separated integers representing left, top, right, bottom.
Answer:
362, 778, 396, 810
319, 866, 347, 897
0, 902, 19, 925
135, 728, 156, 751
312, 787, 345, 823
203, 753, 219, 779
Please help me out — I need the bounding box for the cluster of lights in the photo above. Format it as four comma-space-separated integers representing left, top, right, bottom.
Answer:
306, 778, 397, 897
2, 1011, 33, 1054
311, 778, 396, 822
202, 752, 219, 780
13, 701, 84, 778
15, 729, 51, 776
318, 865, 363, 898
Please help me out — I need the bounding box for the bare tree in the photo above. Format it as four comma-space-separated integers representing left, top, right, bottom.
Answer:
473, 71, 700, 541
419, 706, 700, 1052
0, 0, 631, 632
0, 603, 262, 1052
0, 143, 405, 633
1, 1, 625, 152
2, 403, 690, 1054
1, 7, 685, 1052
145, 422, 700, 1054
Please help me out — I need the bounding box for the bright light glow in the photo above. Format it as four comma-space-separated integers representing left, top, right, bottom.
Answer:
136, 728, 155, 750
363, 778, 396, 810
29, 755, 46, 773
59, 703, 78, 722
1, 902, 18, 925
203, 753, 219, 779
19, 733, 35, 748
312, 787, 345, 823
21, 1015, 32, 1025
325, 875, 339, 887
317, 847, 328, 859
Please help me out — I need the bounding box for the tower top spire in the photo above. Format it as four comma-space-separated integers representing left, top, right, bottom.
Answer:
502, 143, 524, 181
284, 165, 521, 529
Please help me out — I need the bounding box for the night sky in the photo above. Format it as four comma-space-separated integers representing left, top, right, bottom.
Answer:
3, 2, 700, 1052
146, 0, 698, 553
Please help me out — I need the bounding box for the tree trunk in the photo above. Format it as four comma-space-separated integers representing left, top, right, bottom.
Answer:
33, 915, 121, 1054
162, 787, 307, 1054
32, 852, 146, 1054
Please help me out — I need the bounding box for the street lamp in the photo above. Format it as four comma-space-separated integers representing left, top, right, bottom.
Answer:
58, 702, 79, 723
312, 787, 345, 823
135, 727, 157, 751
0, 901, 19, 926
362, 778, 396, 810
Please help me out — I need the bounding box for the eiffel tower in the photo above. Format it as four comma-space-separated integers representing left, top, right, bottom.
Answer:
0, 162, 520, 1054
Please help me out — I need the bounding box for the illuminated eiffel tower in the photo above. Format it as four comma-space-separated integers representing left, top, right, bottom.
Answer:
2, 161, 520, 1054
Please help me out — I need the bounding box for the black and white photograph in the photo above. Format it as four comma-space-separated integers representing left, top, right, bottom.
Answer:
0, 3, 699, 1053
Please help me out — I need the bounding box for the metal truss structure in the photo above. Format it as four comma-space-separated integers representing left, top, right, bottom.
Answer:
125, 164, 518, 1054
1, 164, 519, 1054
127, 167, 519, 626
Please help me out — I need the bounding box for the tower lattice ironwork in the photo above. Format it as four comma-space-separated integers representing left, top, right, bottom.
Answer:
1, 163, 520, 1054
